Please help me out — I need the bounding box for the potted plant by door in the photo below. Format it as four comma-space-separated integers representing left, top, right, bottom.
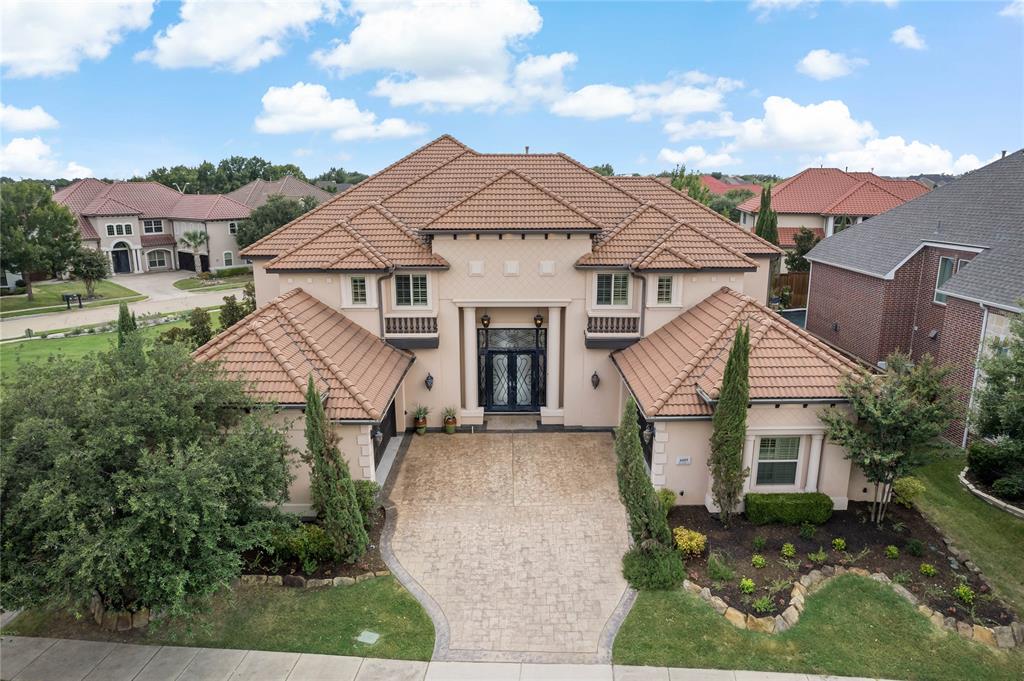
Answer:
413, 405, 430, 435
442, 406, 457, 434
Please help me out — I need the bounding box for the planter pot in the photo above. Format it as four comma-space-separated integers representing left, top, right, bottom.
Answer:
414, 416, 427, 434
444, 418, 457, 434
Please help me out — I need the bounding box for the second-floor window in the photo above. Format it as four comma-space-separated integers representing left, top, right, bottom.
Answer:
656, 275, 673, 304
143, 220, 163, 234
351, 276, 367, 305
596, 273, 629, 306
107, 223, 132, 236
395, 273, 428, 307
934, 256, 955, 304
229, 222, 238, 235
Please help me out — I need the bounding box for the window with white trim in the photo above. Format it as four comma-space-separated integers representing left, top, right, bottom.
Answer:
755, 436, 801, 486
143, 219, 163, 234
229, 222, 238, 235
223, 251, 234, 267
106, 224, 115, 236
934, 256, 955, 304
596, 273, 629, 306
350, 276, 367, 305
115, 224, 124, 236
124, 223, 132, 235
394, 273, 428, 307
656, 275, 673, 304
147, 250, 167, 268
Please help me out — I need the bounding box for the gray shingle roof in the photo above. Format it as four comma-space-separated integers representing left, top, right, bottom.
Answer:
806, 149, 1024, 311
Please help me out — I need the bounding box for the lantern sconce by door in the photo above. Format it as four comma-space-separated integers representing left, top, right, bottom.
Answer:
591, 371, 600, 389
425, 373, 434, 391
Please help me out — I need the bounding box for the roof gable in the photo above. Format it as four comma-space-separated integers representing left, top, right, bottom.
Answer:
738, 168, 928, 216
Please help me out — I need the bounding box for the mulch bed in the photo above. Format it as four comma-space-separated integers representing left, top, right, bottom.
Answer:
241, 509, 388, 580
670, 501, 1016, 627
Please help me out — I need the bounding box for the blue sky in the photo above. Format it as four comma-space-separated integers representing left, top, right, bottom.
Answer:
1, 0, 1021, 181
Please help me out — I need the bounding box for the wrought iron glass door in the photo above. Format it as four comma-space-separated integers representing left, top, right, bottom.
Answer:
479, 328, 545, 412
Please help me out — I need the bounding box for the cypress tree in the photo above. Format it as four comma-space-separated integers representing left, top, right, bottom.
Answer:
708, 324, 751, 526
116, 302, 137, 348
304, 376, 368, 562
754, 186, 779, 246
615, 397, 671, 548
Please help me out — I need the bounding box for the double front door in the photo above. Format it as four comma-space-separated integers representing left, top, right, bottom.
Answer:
479, 328, 545, 412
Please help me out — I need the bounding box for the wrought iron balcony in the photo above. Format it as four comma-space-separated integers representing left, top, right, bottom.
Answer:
384, 315, 439, 349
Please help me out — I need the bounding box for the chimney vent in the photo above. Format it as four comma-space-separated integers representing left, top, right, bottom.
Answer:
524, 145, 529, 154
1002, 150, 1007, 159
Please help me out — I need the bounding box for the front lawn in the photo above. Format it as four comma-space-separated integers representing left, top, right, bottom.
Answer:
2, 578, 434, 661
916, 454, 1024, 614
174, 273, 253, 291
0, 280, 143, 317
614, 574, 1023, 681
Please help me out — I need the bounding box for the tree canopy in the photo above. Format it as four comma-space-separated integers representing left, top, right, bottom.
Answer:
785, 227, 821, 273
709, 188, 756, 223
669, 165, 712, 205
314, 167, 368, 187
235, 195, 317, 249
136, 156, 312, 195
0, 337, 292, 616
0, 181, 81, 299
590, 163, 615, 177
69, 247, 110, 298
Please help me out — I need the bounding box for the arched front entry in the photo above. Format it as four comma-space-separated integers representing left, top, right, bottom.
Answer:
111, 242, 132, 274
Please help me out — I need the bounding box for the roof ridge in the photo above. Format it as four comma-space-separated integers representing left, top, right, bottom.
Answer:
594, 203, 652, 247
631, 222, 695, 269
249, 300, 326, 398
822, 178, 904, 215
649, 292, 748, 415
274, 299, 383, 420
193, 287, 307, 360
364, 202, 430, 248
330, 224, 393, 269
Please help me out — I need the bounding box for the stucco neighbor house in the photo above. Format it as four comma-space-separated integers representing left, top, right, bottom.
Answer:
805, 149, 1024, 447
195, 135, 876, 515
736, 168, 929, 249
53, 179, 251, 274
226, 176, 332, 209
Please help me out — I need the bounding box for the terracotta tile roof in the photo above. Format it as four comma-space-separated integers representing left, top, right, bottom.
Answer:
141, 234, 177, 247
737, 168, 929, 216
700, 175, 761, 196
193, 288, 413, 421
53, 179, 110, 240
777, 226, 824, 249
578, 204, 757, 270
612, 287, 860, 418
168, 194, 251, 221
240, 135, 779, 270
227, 176, 333, 209
421, 168, 606, 232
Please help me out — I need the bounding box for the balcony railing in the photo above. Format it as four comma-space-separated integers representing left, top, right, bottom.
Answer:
587, 315, 640, 334
385, 316, 438, 335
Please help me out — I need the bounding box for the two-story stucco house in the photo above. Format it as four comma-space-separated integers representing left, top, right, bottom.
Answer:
53, 179, 251, 274
195, 135, 875, 515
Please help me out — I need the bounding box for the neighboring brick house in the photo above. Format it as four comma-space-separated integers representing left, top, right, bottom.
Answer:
737, 168, 929, 249
53, 179, 251, 274
806, 150, 1024, 445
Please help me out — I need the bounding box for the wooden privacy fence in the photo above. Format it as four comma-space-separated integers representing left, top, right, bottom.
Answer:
775, 271, 809, 308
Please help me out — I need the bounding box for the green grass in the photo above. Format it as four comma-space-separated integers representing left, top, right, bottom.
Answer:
614, 575, 1023, 681
2, 578, 434, 661
916, 454, 1024, 613
1, 310, 221, 376
174, 273, 253, 291
0, 280, 142, 317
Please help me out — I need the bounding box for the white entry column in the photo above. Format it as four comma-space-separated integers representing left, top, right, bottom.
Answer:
805, 433, 824, 492
461, 306, 483, 424
541, 306, 563, 424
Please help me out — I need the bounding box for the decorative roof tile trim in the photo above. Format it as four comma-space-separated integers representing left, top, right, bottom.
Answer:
649, 298, 749, 415
250, 313, 326, 398
265, 218, 394, 271
240, 136, 473, 257
592, 202, 651, 247
631, 217, 759, 270
420, 167, 608, 232
194, 287, 306, 360
695, 312, 773, 399
88, 196, 143, 216
369, 202, 432, 249
274, 301, 383, 420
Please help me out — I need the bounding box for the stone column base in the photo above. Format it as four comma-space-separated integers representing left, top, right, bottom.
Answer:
540, 407, 564, 425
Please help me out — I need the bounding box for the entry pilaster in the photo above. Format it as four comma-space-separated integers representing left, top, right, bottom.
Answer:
541, 306, 563, 424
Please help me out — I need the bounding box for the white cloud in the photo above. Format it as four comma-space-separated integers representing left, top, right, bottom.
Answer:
254, 82, 425, 141
999, 0, 1024, 18
551, 85, 636, 119
553, 72, 740, 121
749, 0, 819, 12
294, 148, 313, 158
819, 136, 999, 175
513, 52, 578, 102
657, 145, 738, 168
664, 114, 741, 142
796, 49, 868, 80
313, 0, 543, 109
0, 104, 59, 132
0, 137, 92, 179
137, 0, 338, 71
725, 96, 877, 153
1, 0, 152, 77
891, 25, 926, 50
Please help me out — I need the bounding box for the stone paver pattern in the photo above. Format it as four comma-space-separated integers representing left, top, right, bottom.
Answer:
386, 432, 630, 662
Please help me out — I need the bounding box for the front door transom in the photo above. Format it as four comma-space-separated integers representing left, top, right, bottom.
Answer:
478, 328, 545, 412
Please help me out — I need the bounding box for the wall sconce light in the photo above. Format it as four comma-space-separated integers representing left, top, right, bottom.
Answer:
534, 313, 544, 328
373, 428, 384, 447
425, 373, 434, 391
642, 424, 655, 445
591, 371, 600, 389
480, 313, 490, 329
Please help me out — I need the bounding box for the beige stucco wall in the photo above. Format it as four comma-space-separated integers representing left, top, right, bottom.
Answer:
738, 212, 826, 233
654, 403, 867, 510
270, 410, 375, 516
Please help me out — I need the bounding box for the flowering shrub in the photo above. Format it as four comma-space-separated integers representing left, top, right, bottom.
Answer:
673, 527, 708, 558
739, 577, 756, 594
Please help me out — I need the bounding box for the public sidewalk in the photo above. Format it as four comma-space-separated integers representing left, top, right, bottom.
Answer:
0, 636, 898, 681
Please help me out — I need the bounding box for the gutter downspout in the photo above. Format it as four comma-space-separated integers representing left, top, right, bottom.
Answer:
962, 303, 990, 449
377, 267, 396, 340
628, 268, 647, 337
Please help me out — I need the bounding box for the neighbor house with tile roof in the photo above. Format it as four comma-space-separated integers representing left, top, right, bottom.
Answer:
226, 176, 332, 210
736, 168, 929, 249
700, 174, 761, 197
53, 179, 251, 274
805, 150, 1024, 446
195, 135, 875, 515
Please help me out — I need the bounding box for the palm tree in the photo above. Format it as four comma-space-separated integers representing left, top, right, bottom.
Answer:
179, 230, 209, 273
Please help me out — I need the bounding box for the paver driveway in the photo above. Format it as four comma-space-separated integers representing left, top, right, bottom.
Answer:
385, 432, 631, 663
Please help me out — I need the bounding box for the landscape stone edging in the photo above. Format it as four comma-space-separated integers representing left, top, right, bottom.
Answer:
88, 593, 151, 632
682, 567, 1023, 649
238, 570, 390, 589
958, 467, 1024, 520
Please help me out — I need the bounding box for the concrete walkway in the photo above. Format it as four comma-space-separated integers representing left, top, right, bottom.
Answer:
0, 637, 899, 681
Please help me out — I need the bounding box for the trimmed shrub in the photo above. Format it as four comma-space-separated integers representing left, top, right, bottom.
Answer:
905, 539, 925, 557
968, 439, 1024, 487
216, 266, 252, 277
271, 523, 334, 575
751, 554, 767, 569
780, 543, 796, 558
885, 545, 900, 559
353, 479, 381, 529
673, 527, 707, 558
739, 577, 755, 594
992, 474, 1024, 501
656, 488, 676, 518
920, 563, 938, 577
745, 492, 833, 525
892, 476, 927, 508
831, 537, 847, 551
622, 544, 685, 590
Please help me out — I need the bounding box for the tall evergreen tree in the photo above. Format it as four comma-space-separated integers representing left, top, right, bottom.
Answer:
708, 324, 751, 526
753, 186, 779, 246
615, 397, 672, 548
116, 302, 137, 348
304, 377, 368, 562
